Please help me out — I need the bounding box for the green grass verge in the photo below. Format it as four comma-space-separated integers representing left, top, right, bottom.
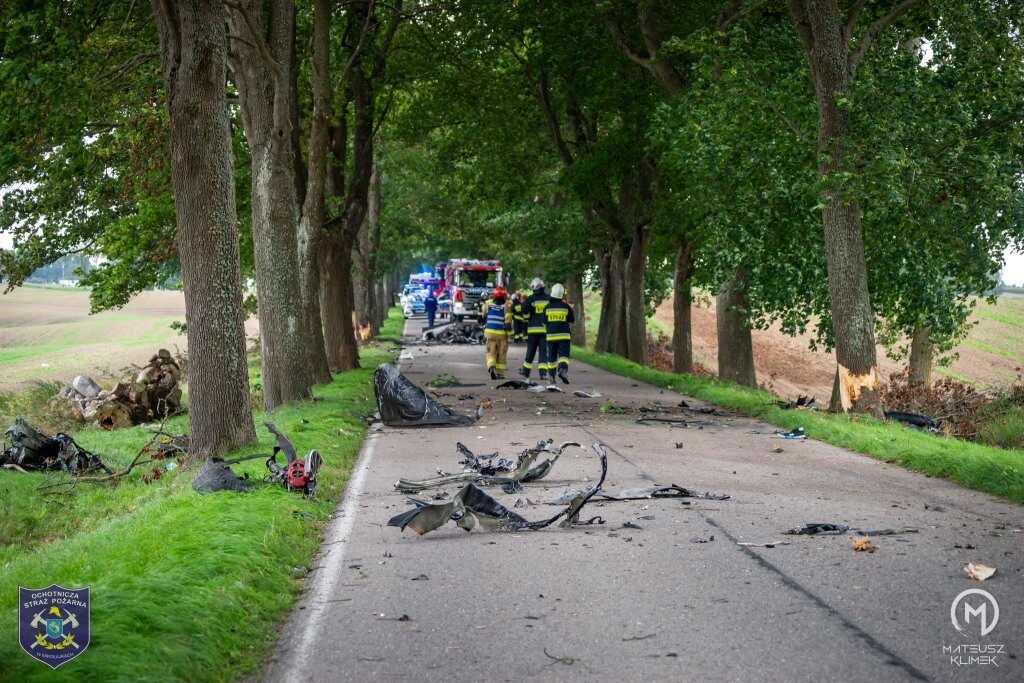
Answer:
0, 338, 395, 681
574, 347, 1024, 504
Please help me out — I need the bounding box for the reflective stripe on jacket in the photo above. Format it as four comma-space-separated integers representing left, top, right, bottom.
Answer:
484, 303, 509, 335
543, 298, 574, 341
524, 290, 550, 334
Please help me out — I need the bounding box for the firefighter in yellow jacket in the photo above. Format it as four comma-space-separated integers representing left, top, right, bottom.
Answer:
544, 283, 575, 384
483, 287, 512, 379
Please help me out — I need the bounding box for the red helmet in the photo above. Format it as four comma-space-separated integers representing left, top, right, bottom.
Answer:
492, 287, 507, 299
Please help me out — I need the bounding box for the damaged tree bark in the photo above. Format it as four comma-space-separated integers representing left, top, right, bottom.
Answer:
151, 0, 256, 456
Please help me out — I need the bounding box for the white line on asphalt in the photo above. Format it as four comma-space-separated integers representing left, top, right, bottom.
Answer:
281, 432, 379, 683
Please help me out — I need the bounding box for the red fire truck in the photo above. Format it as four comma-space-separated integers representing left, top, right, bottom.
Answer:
443, 259, 504, 321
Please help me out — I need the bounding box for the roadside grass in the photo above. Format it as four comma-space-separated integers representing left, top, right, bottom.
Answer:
376, 305, 406, 343
575, 347, 1024, 504
0, 341, 394, 681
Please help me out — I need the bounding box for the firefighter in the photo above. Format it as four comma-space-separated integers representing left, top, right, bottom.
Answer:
520, 278, 551, 381
511, 291, 528, 342
544, 283, 575, 384
483, 287, 511, 379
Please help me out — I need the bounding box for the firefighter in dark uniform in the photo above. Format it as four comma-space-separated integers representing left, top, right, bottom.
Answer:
520, 278, 551, 380
511, 291, 528, 342
544, 283, 574, 384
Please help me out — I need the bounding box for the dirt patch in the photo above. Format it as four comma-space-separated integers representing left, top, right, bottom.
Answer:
0, 287, 258, 391
653, 294, 1023, 404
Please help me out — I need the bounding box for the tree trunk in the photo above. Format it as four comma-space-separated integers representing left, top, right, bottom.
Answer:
672, 241, 694, 374
320, 234, 359, 370
908, 323, 933, 385
716, 270, 756, 387
622, 227, 648, 364
594, 248, 613, 353
296, 0, 333, 385
793, 0, 881, 414
151, 0, 257, 456
608, 244, 629, 355
228, 0, 312, 410
567, 270, 587, 347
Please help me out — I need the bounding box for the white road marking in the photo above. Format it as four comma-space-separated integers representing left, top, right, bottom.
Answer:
281, 431, 379, 683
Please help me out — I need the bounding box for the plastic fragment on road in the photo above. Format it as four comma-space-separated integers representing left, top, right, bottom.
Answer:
785, 523, 850, 535
388, 442, 609, 535
374, 363, 480, 427
775, 427, 806, 440
964, 562, 996, 581
495, 379, 535, 390
573, 390, 602, 398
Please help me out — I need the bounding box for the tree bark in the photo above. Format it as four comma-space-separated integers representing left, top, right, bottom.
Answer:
622, 224, 649, 364
603, 244, 629, 356
151, 0, 256, 456
716, 270, 756, 387
320, 234, 360, 370
228, 0, 312, 410
567, 270, 587, 347
791, 0, 881, 414
672, 240, 694, 374
296, 0, 333, 385
908, 323, 933, 385
594, 248, 613, 353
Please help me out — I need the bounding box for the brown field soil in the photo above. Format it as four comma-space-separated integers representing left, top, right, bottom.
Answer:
0, 286, 259, 391
652, 293, 1024, 404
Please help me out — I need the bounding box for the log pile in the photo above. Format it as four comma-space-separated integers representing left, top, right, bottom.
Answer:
55, 349, 185, 430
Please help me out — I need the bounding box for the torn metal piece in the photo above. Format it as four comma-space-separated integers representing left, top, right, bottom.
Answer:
785, 523, 850, 536
1, 419, 109, 474
775, 427, 806, 440
528, 384, 563, 393
635, 416, 688, 428
548, 484, 730, 504
495, 379, 535, 390
373, 363, 479, 427
193, 459, 250, 493
573, 390, 602, 398
389, 443, 608, 535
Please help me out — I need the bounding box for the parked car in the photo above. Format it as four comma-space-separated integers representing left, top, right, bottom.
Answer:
402, 292, 425, 318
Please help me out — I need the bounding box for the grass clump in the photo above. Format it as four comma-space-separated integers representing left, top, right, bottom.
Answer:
0, 338, 394, 681
575, 347, 1024, 504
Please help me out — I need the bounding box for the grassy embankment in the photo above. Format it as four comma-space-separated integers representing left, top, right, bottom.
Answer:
575, 346, 1024, 504
0, 309, 403, 682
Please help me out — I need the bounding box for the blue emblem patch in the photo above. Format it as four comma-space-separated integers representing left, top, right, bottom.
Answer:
19, 584, 91, 669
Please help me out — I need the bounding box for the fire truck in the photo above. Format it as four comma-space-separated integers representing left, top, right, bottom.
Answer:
443, 259, 504, 321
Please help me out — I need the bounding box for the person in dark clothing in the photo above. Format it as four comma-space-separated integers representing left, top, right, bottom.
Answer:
424, 290, 438, 328
511, 291, 528, 342
544, 283, 574, 384
520, 278, 551, 380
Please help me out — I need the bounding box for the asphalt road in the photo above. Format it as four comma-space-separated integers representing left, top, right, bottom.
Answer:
264, 317, 1022, 682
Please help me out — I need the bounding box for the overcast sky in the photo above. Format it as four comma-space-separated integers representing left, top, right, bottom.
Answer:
2, 231, 1023, 286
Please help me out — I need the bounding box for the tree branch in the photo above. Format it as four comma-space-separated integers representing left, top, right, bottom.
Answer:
535, 70, 574, 167
849, 0, 926, 71
224, 0, 283, 78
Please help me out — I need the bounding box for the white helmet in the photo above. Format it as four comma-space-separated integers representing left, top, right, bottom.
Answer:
530, 277, 545, 290
550, 283, 565, 299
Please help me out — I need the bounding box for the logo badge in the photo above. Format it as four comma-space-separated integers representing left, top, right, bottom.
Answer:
18, 585, 91, 669
951, 588, 999, 637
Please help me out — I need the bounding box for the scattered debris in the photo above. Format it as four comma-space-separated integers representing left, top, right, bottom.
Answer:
388, 442, 608, 535
264, 422, 323, 497
528, 384, 563, 393
674, 442, 684, 449
1, 419, 109, 474
775, 427, 806, 440
690, 535, 715, 543
777, 395, 816, 410
964, 562, 996, 581
884, 410, 938, 432
851, 537, 877, 553
771, 446, 784, 453
636, 416, 688, 428
54, 350, 184, 429
495, 379, 535, 390
785, 523, 850, 536
396, 440, 579, 493
192, 459, 249, 493
420, 321, 484, 345
374, 364, 480, 427
737, 541, 790, 548
410, 574, 430, 581
573, 390, 602, 399
549, 484, 729, 504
